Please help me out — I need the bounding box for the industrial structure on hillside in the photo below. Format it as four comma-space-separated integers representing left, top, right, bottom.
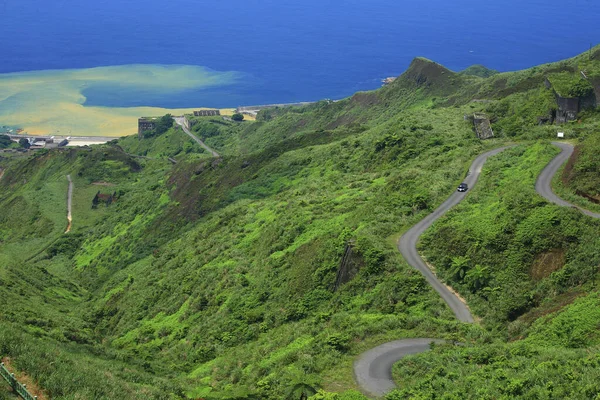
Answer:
138, 117, 157, 138
472, 113, 494, 139
193, 110, 220, 117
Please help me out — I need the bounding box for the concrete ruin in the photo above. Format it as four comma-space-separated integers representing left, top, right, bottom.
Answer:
473, 113, 494, 139
554, 95, 580, 124
138, 118, 157, 138
193, 110, 221, 117
92, 191, 117, 208
545, 77, 598, 124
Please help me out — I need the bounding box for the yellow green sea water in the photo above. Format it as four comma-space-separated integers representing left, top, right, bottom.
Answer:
0, 64, 240, 137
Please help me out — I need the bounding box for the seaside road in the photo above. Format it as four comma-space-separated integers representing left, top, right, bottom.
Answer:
535, 142, 600, 219
174, 117, 220, 158
354, 145, 515, 397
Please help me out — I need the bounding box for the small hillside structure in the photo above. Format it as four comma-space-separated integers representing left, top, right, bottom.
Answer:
138, 118, 157, 138
555, 95, 580, 124
193, 110, 220, 117
545, 76, 597, 124
92, 191, 117, 208
473, 113, 494, 139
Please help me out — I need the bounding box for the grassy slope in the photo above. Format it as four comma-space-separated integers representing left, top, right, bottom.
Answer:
0, 47, 599, 399
389, 143, 600, 398
0, 148, 183, 398
116, 125, 212, 160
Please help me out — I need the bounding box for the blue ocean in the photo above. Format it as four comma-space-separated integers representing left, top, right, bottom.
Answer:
1, 0, 599, 108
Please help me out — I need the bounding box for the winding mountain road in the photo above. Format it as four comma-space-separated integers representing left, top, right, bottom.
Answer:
355, 142, 600, 398
398, 145, 515, 323
354, 338, 444, 396
174, 117, 220, 157
535, 142, 600, 219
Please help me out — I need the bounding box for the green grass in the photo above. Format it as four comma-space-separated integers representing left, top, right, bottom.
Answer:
420, 142, 600, 326
0, 46, 600, 399
548, 72, 594, 98
117, 126, 211, 159
386, 142, 600, 399
551, 162, 600, 214
389, 340, 600, 399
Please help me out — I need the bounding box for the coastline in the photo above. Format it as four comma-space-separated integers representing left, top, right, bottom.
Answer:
1, 107, 240, 138
0, 64, 243, 138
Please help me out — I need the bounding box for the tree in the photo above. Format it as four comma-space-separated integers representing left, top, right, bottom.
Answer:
449, 256, 470, 282
464, 264, 490, 292
0, 134, 12, 148
18, 138, 30, 149
143, 114, 174, 138
232, 113, 244, 121
156, 114, 174, 134
285, 383, 317, 400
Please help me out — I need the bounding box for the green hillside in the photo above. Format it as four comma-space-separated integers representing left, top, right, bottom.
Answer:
1, 46, 600, 399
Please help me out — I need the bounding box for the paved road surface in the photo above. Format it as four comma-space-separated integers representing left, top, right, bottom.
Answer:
355, 145, 514, 397
65, 175, 73, 233
355, 142, 600, 397
398, 145, 515, 323
173, 117, 220, 157
535, 142, 600, 219
354, 339, 444, 397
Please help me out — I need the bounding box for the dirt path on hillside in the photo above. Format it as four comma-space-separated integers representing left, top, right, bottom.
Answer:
0, 168, 4, 181
65, 174, 73, 233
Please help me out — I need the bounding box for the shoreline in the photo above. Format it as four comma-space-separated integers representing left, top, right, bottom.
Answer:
2, 100, 324, 138
0, 64, 243, 138
1, 107, 240, 138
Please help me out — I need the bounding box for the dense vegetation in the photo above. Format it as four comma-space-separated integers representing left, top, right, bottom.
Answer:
1, 47, 600, 399
0, 135, 12, 149
562, 131, 600, 198
143, 114, 175, 138
385, 144, 600, 398
548, 72, 594, 98
460, 64, 499, 78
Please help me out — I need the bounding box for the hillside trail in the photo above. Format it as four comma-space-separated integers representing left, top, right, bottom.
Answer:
0, 168, 4, 181
65, 174, 73, 233
173, 117, 220, 157
354, 142, 600, 397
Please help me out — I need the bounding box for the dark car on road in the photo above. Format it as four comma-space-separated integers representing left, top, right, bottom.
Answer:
457, 183, 468, 192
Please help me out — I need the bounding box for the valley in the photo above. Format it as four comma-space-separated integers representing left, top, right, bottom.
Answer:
1, 47, 600, 399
